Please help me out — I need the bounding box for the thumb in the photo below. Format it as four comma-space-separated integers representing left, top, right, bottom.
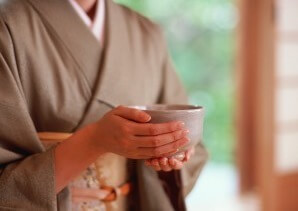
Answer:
113, 106, 151, 123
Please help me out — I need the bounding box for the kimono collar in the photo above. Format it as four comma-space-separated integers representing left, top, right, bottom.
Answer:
27, 0, 131, 109
68, 0, 106, 43
27, 0, 102, 95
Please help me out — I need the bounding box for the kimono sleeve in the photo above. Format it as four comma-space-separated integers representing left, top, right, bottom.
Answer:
158, 36, 208, 197
0, 19, 57, 210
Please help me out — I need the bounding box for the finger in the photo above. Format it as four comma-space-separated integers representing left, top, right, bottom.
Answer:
144, 158, 156, 166
144, 160, 151, 166
184, 147, 195, 162
131, 129, 189, 147
151, 159, 161, 171
171, 152, 186, 161
159, 157, 172, 172
169, 158, 184, 170
159, 149, 179, 158
133, 121, 185, 136
113, 106, 151, 123
173, 161, 183, 170
184, 152, 190, 162
139, 137, 190, 158
185, 150, 191, 162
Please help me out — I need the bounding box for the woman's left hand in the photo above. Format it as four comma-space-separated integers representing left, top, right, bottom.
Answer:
144, 147, 195, 172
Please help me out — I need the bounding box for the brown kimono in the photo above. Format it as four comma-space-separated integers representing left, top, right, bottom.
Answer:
0, 0, 208, 210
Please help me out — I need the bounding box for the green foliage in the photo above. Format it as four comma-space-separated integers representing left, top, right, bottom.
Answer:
115, 0, 236, 163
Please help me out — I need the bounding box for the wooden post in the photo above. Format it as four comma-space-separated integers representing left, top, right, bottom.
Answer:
236, 0, 275, 210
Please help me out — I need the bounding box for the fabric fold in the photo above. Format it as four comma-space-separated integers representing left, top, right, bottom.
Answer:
0, 149, 57, 210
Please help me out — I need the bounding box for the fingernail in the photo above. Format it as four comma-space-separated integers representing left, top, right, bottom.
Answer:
182, 130, 190, 135
179, 138, 190, 147
178, 122, 185, 128
186, 155, 190, 161
184, 137, 190, 143
144, 114, 151, 122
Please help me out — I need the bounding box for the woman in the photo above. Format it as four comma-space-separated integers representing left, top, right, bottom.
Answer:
0, 0, 208, 210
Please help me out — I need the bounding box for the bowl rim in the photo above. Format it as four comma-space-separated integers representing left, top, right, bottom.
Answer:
127, 104, 204, 113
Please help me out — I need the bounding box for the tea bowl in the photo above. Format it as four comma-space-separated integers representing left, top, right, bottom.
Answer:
129, 104, 204, 156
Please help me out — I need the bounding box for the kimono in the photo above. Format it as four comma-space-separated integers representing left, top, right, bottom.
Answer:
0, 0, 208, 210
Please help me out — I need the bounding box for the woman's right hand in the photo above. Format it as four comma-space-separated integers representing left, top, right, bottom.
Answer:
86, 106, 190, 159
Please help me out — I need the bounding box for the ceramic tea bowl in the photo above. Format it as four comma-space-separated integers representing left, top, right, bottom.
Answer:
129, 104, 204, 156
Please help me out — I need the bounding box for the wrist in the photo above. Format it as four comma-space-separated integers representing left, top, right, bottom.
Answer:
81, 123, 107, 155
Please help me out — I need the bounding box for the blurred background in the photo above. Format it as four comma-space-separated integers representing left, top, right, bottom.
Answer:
114, 0, 297, 210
